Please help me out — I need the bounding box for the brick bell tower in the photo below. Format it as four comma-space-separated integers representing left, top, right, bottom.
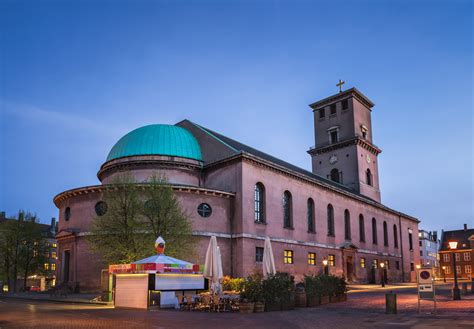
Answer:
307, 81, 382, 202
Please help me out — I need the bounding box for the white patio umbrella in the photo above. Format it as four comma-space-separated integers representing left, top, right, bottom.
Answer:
204, 236, 223, 294
262, 237, 276, 277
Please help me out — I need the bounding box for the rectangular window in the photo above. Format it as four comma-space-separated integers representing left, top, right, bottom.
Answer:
51, 252, 57, 259
51, 263, 56, 271
410, 262, 414, 271
330, 130, 338, 144
455, 253, 461, 261
256, 247, 264, 262
319, 108, 325, 119
342, 99, 348, 110
464, 252, 471, 261
373, 259, 378, 269
443, 254, 450, 262
284, 250, 293, 264
465, 265, 472, 274
420, 251, 423, 256
44, 263, 49, 270
52, 243, 57, 248
330, 104, 336, 115
456, 265, 462, 274
408, 231, 413, 250
395, 261, 400, 270
385, 260, 390, 270
360, 258, 365, 268
328, 254, 335, 266
419, 241, 422, 247
445, 266, 451, 274
308, 252, 316, 266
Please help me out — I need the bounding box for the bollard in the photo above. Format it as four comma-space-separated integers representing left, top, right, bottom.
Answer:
385, 292, 397, 314
461, 282, 468, 295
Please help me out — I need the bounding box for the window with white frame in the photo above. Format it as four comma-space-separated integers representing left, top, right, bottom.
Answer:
327, 126, 339, 144
445, 266, 451, 274
464, 252, 471, 261
443, 254, 450, 262
456, 265, 462, 274
455, 253, 461, 261
465, 265, 471, 274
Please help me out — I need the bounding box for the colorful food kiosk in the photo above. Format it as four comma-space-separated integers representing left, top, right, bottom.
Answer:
109, 237, 206, 309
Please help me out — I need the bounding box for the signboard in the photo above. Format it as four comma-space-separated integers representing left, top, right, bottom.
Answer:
416, 267, 436, 313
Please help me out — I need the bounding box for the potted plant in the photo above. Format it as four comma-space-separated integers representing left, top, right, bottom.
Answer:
239, 285, 255, 314
262, 273, 281, 311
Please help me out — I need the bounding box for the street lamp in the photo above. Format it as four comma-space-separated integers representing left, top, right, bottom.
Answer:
322, 258, 329, 275
380, 262, 385, 287
449, 241, 461, 300
442, 266, 446, 283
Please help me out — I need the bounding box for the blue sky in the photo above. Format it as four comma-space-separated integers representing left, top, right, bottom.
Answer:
0, 0, 472, 234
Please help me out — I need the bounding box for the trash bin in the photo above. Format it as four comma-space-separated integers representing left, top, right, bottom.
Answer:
386, 293, 397, 314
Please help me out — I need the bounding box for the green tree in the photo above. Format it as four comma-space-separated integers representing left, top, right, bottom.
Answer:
87, 174, 195, 265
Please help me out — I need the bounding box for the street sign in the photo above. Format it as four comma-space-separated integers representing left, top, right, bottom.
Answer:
416, 267, 436, 313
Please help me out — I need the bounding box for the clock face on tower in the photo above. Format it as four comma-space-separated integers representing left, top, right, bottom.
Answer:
329, 154, 338, 165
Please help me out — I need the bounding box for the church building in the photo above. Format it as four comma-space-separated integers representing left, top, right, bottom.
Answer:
54, 86, 420, 292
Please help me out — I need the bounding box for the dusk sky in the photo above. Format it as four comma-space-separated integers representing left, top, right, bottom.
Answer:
0, 0, 472, 235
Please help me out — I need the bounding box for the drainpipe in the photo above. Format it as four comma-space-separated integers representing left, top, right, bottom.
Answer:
398, 214, 405, 283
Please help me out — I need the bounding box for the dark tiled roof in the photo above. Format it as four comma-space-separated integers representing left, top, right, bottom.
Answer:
439, 229, 474, 251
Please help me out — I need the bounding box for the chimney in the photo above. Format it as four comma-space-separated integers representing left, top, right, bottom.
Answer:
464, 224, 467, 231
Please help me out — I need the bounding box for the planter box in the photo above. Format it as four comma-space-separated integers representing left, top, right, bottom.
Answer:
254, 302, 265, 313
320, 295, 330, 305
307, 296, 320, 307
329, 295, 339, 303
337, 294, 347, 302
240, 302, 254, 314
295, 291, 307, 307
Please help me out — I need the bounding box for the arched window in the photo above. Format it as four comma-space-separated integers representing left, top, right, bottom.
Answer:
254, 183, 265, 223
307, 198, 315, 233
283, 191, 293, 228
372, 217, 378, 244
327, 204, 335, 236
383, 221, 388, 246
330, 168, 341, 183
366, 169, 373, 186
359, 214, 365, 242
344, 209, 351, 240
393, 224, 399, 248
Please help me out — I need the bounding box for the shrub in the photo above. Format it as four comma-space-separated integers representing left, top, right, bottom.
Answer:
222, 276, 245, 292
240, 273, 263, 302
262, 272, 294, 305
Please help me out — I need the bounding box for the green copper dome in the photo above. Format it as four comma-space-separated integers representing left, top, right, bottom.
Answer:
106, 124, 202, 162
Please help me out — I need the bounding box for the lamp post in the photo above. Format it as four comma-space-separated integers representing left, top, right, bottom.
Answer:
442, 266, 446, 283
322, 259, 329, 275
449, 241, 461, 300
380, 262, 385, 287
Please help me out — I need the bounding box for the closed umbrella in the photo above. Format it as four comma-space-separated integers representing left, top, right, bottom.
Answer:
263, 237, 276, 277
204, 236, 223, 294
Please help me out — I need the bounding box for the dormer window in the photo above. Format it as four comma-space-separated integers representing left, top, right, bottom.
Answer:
327, 126, 339, 144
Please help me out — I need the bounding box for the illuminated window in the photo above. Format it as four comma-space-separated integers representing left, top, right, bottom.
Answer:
385, 260, 390, 269
445, 266, 451, 274
464, 252, 471, 261
44, 263, 49, 270
33, 250, 38, 257
328, 254, 335, 266
456, 265, 462, 274
455, 253, 461, 261
373, 259, 378, 269
284, 250, 293, 264
360, 258, 366, 268
51, 252, 57, 259
443, 254, 450, 262
51, 263, 56, 271
52, 243, 57, 248
308, 252, 316, 265
465, 265, 471, 274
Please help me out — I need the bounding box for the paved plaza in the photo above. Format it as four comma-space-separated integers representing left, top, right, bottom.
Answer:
0, 286, 473, 329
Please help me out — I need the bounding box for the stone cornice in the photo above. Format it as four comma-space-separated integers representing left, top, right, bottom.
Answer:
308, 137, 382, 156
97, 156, 203, 181
53, 184, 234, 208
309, 87, 375, 110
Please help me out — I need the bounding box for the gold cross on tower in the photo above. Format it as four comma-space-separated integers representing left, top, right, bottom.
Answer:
336, 79, 345, 93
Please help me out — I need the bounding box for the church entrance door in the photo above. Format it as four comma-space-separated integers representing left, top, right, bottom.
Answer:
346, 256, 354, 282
